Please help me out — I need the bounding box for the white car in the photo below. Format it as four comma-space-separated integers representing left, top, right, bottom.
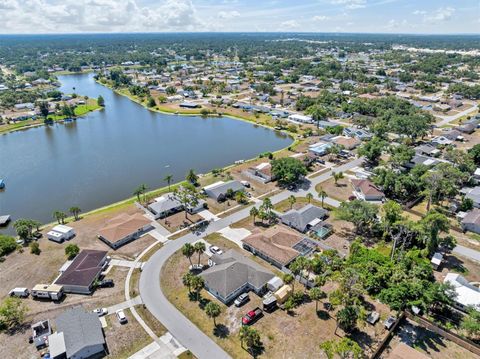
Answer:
93, 308, 108, 317
210, 246, 223, 255
116, 310, 127, 324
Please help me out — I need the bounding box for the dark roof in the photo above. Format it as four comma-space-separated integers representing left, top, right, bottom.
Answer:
281, 204, 328, 232
55, 249, 107, 288
200, 250, 274, 300
56, 307, 105, 358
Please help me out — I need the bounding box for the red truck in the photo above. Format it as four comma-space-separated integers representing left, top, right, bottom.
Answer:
242, 307, 263, 325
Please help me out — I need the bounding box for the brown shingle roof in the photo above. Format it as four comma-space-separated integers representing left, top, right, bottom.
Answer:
55, 250, 107, 287
351, 179, 384, 197
98, 213, 151, 244
243, 228, 302, 266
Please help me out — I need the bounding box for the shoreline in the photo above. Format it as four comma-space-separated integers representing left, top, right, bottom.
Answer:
2, 74, 298, 235
0, 101, 103, 135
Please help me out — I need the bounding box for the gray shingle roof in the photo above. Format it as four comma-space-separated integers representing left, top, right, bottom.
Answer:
200, 250, 274, 300
205, 180, 244, 200
55, 307, 105, 358
281, 204, 328, 232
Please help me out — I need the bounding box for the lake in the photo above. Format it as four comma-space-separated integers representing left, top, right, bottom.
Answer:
0, 73, 292, 234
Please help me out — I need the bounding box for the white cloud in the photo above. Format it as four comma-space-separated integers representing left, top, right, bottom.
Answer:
424, 7, 455, 23
313, 15, 330, 21
280, 20, 299, 29
218, 10, 240, 20
0, 0, 206, 33
330, 0, 366, 10
413, 10, 426, 15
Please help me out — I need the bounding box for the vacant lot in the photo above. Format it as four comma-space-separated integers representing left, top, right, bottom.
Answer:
158, 211, 202, 233
161, 239, 391, 359
315, 177, 352, 202
274, 196, 328, 213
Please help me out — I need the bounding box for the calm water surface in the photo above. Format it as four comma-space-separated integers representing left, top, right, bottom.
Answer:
0, 73, 291, 233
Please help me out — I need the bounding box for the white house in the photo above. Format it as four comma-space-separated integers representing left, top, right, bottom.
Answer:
444, 273, 480, 312
47, 225, 76, 243
288, 114, 313, 124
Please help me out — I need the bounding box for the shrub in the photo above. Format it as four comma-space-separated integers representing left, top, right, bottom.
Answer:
30, 242, 41, 255
0, 235, 17, 257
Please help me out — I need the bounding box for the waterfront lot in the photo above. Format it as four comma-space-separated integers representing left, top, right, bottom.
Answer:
161, 235, 392, 359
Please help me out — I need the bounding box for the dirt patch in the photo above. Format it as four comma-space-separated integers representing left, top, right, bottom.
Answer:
158, 212, 202, 233
316, 177, 352, 202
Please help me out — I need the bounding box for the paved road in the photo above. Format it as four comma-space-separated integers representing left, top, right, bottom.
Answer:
453, 244, 480, 263
435, 104, 478, 127
139, 157, 363, 359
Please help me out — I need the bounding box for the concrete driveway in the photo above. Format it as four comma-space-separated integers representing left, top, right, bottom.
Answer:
218, 226, 251, 248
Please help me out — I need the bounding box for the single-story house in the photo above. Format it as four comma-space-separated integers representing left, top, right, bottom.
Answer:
203, 180, 244, 202
343, 127, 372, 141
179, 102, 200, 108
464, 187, 480, 208
48, 307, 106, 359
243, 228, 316, 268
444, 273, 480, 312
200, 249, 274, 303
47, 225, 76, 243
98, 213, 153, 249
404, 154, 439, 169
280, 204, 328, 233
54, 250, 108, 294
414, 144, 440, 157
244, 162, 274, 183
308, 142, 332, 156
461, 208, 480, 234
331, 135, 361, 150
148, 194, 183, 219
351, 179, 385, 202
431, 136, 453, 147
444, 129, 464, 142
288, 114, 313, 124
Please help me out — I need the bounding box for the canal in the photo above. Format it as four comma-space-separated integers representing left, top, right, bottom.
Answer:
0, 73, 292, 234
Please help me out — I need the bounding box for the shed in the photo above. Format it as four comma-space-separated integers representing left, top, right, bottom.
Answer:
431, 252, 443, 270
267, 276, 284, 292
274, 285, 293, 304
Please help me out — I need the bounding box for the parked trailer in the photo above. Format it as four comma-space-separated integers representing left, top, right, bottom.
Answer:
9, 287, 30, 298
31, 284, 64, 301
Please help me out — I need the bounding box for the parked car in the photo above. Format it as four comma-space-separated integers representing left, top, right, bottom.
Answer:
242, 307, 263, 325
384, 316, 396, 330
93, 308, 108, 317
116, 310, 127, 324
210, 246, 223, 255
9, 288, 30, 298
189, 264, 205, 272
98, 279, 114, 288
234, 293, 249, 307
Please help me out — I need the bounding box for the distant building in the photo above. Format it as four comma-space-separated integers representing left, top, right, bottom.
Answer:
444, 273, 480, 312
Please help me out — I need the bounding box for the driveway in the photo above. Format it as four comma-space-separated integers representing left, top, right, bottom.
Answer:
453, 244, 480, 263
218, 226, 251, 248
139, 156, 363, 359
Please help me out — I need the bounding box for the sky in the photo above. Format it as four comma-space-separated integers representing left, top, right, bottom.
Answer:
0, 0, 478, 34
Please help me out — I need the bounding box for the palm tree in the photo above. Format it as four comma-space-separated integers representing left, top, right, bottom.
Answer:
306, 193, 313, 203
194, 242, 206, 265
333, 172, 344, 186
335, 306, 358, 334
182, 243, 195, 266
235, 191, 248, 204
182, 272, 194, 293
186, 169, 198, 185
69, 206, 81, 221
288, 195, 296, 209
318, 188, 327, 208
164, 175, 173, 191
133, 184, 148, 203
53, 210, 66, 224
282, 273, 294, 292
309, 287, 325, 312
239, 326, 261, 356
191, 275, 204, 301
250, 206, 259, 225
205, 302, 221, 327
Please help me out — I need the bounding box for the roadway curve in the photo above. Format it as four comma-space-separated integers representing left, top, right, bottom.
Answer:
139, 157, 364, 359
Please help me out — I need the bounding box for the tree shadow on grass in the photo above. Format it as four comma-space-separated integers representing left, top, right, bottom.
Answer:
198, 297, 211, 310
316, 310, 330, 320
213, 324, 230, 338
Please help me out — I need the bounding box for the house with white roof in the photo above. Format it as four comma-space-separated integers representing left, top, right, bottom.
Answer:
444, 273, 480, 312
